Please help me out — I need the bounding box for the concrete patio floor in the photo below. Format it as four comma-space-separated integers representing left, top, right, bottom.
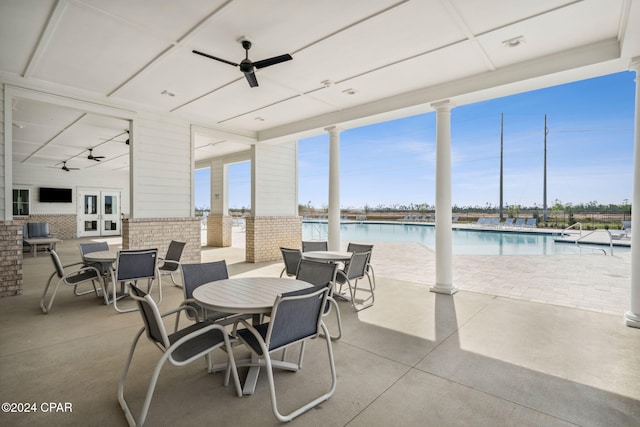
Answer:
1, 235, 639, 426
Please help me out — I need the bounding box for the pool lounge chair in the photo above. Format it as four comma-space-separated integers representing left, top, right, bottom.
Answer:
514, 218, 525, 228
622, 220, 632, 238
503, 218, 515, 227
525, 218, 537, 228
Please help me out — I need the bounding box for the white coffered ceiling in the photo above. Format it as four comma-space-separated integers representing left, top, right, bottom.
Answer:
1, 0, 639, 172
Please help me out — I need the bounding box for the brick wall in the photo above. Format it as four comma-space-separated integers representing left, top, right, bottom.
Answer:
245, 216, 301, 263
207, 215, 232, 247
122, 217, 201, 263
24, 214, 77, 239
0, 221, 23, 297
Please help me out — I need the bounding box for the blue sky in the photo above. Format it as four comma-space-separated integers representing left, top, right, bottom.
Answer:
195, 71, 636, 210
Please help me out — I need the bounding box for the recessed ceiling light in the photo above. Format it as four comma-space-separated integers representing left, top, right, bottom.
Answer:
502, 36, 525, 48
254, 117, 265, 121
160, 90, 175, 97
342, 88, 358, 95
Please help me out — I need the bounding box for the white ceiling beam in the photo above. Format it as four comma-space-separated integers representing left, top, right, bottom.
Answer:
23, 0, 69, 78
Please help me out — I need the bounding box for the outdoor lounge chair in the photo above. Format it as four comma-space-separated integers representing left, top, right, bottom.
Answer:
336, 251, 374, 311
525, 218, 537, 228
346, 242, 376, 290
279, 247, 302, 278
118, 284, 241, 427
503, 218, 515, 227
157, 240, 186, 288
296, 259, 341, 340
40, 249, 103, 314
514, 218, 525, 228
232, 283, 336, 422
622, 220, 632, 237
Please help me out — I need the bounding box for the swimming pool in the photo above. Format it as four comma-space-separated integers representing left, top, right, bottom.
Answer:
302, 222, 629, 255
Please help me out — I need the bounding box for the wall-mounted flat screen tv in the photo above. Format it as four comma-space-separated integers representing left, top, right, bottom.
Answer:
39, 187, 72, 203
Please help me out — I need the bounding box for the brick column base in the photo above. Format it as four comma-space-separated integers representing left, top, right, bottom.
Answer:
245, 216, 301, 263
207, 215, 232, 247
122, 217, 201, 263
0, 221, 24, 297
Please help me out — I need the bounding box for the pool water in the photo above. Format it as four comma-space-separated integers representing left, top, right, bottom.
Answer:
302, 222, 628, 256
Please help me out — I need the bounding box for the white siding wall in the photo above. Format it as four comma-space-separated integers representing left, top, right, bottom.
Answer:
0, 85, 5, 220
252, 141, 298, 216
12, 164, 128, 215
131, 118, 191, 218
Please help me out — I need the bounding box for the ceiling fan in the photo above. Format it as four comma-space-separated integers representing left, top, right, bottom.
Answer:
87, 148, 105, 161
61, 161, 79, 172
193, 39, 292, 87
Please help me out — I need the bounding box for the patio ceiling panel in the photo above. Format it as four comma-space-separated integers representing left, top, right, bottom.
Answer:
309, 42, 490, 110
0, 0, 55, 75
450, 0, 579, 35
29, 2, 170, 94
174, 77, 301, 126
112, 45, 241, 113
219, 93, 338, 132
80, 0, 227, 42
476, 0, 625, 69
194, 137, 251, 161
269, 0, 467, 95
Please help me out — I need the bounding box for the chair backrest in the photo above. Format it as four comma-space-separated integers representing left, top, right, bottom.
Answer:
164, 240, 186, 262
622, 220, 631, 230
49, 249, 65, 278
347, 243, 373, 260
301, 241, 328, 252
344, 251, 370, 280
296, 259, 337, 287
280, 247, 302, 277
116, 249, 158, 281
129, 285, 169, 348
79, 241, 109, 257
266, 284, 330, 351
181, 261, 228, 300
27, 222, 49, 238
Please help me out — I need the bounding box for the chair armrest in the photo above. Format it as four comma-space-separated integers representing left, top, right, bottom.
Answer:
231, 317, 253, 337
161, 305, 200, 323
62, 260, 88, 269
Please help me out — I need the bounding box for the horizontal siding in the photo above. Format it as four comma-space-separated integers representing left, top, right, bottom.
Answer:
254, 142, 297, 216
0, 85, 5, 220
132, 119, 191, 218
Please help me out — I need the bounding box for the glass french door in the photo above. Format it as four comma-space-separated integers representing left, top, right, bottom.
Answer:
77, 190, 121, 237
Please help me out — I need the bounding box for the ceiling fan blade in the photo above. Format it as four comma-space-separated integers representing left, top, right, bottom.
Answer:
192, 50, 238, 67
253, 54, 292, 69
244, 70, 259, 87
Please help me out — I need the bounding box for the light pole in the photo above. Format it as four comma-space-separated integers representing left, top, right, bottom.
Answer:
543, 114, 549, 222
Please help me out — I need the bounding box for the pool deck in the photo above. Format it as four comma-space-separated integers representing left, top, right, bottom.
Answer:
232, 226, 631, 316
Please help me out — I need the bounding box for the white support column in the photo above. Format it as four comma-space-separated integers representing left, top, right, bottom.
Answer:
626, 58, 640, 328
431, 100, 458, 295
327, 126, 341, 251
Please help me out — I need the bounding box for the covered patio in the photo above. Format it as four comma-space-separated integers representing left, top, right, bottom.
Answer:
2, 1, 640, 425
1, 236, 638, 426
